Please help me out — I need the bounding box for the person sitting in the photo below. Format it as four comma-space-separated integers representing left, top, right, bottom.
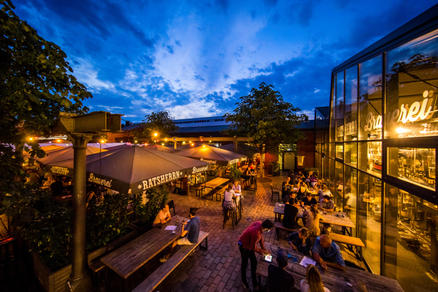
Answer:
267, 249, 296, 292
303, 205, 321, 236
312, 234, 345, 270
288, 227, 312, 256
153, 202, 172, 227
283, 198, 300, 229
300, 264, 330, 292
302, 192, 317, 206
320, 195, 335, 212
160, 207, 200, 262
318, 183, 332, 202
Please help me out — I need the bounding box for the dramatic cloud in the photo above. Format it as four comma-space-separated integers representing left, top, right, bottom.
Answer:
12, 0, 436, 122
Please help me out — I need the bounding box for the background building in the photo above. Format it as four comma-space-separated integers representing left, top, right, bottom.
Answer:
319, 5, 438, 291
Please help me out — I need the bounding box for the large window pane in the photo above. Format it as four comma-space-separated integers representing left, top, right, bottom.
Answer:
344, 142, 357, 167
330, 80, 336, 142
334, 161, 344, 208
329, 158, 335, 191
358, 173, 381, 274
387, 147, 436, 190
344, 166, 357, 235
335, 143, 343, 160
359, 56, 382, 140
335, 71, 344, 142
386, 29, 438, 138
345, 66, 358, 141
384, 184, 438, 291
359, 141, 382, 177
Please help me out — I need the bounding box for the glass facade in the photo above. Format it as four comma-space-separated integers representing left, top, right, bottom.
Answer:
322, 21, 438, 291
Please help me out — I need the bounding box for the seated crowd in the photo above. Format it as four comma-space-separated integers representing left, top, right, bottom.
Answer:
264, 171, 350, 291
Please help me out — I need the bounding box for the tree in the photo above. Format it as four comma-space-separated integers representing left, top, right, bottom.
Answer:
225, 82, 307, 174
137, 111, 177, 142
0, 0, 90, 217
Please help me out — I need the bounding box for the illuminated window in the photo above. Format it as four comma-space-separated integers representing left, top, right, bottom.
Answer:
386, 29, 438, 138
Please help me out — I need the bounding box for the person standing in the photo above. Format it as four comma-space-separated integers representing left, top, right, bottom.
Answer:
232, 179, 243, 217
238, 219, 274, 290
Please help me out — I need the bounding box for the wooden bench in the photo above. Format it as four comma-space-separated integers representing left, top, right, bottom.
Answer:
274, 222, 298, 240
133, 231, 209, 292
329, 232, 365, 262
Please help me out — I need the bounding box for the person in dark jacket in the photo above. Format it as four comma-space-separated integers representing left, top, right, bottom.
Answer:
267, 249, 296, 292
283, 198, 300, 229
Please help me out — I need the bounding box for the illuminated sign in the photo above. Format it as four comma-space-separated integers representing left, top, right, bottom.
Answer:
51, 166, 69, 176
390, 90, 435, 124
192, 166, 208, 173
138, 171, 183, 190
88, 173, 112, 188
364, 90, 436, 132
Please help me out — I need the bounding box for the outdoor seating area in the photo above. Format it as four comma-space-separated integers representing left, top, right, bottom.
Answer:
4, 2, 438, 291
271, 171, 366, 267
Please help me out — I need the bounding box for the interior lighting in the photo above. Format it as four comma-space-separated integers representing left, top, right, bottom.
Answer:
395, 127, 409, 135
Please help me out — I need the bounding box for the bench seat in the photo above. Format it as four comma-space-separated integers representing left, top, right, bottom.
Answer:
133, 231, 209, 292
274, 222, 298, 240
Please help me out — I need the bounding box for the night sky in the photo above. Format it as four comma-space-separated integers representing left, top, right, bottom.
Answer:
12, 0, 436, 121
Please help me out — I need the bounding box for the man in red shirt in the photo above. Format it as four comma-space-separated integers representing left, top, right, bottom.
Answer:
238, 219, 274, 290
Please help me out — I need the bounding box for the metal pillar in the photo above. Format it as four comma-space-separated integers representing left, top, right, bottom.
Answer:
233, 136, 238, 152
68, 133, 93, 291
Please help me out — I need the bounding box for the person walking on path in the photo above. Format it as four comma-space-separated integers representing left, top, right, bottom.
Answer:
237, 219, 274, 290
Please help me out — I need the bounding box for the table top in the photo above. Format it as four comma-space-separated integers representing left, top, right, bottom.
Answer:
274, 204, 355, 229
204, 177, 229, 189
320, 213, 355, 229
101, 215, 185, 279
329, 233, 365, 247
257, 243, 403, 292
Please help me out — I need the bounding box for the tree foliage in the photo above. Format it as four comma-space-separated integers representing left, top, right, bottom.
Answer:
225, 82, 307, 153
137, 111, 177, 141
0, 0, 90, 195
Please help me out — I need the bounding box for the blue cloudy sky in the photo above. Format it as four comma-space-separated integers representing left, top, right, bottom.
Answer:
13, 0, 436, 121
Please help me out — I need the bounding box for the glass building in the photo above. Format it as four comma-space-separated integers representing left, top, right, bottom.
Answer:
316, 5, 438, 291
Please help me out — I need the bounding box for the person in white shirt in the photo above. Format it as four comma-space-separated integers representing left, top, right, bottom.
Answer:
223, 183, 236, 210
232, 179, 243, 213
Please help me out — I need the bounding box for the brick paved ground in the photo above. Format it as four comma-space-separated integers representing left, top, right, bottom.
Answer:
156, 175, 283, 292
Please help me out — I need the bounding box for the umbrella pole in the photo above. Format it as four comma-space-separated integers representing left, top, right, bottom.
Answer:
68, 134, 93, 291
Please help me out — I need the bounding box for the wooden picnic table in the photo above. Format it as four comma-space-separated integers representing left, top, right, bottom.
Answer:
101, 215, 185, 279
274, 204, 354, 234
257, 243, 403, 292
203, 177, 230, 189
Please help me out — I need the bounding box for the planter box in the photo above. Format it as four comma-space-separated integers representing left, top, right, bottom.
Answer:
33, 229, 138, 292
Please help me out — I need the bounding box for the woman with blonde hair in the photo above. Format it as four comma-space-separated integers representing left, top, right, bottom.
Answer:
300, 264, 330, 292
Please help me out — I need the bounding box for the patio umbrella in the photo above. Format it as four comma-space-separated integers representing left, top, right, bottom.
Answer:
144, 144, 173, 152
48, 146, 209, 193
37, 145, 106, 165
176, 144, 246, 164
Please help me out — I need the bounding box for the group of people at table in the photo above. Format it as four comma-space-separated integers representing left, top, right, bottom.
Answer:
281, 172, 335, 237
238, 171, 350, 291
